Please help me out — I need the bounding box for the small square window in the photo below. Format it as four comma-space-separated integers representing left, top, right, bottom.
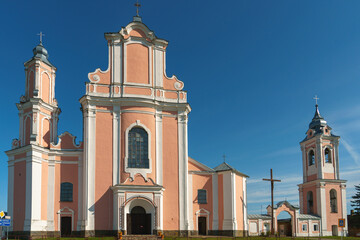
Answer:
302, 224, 307, 231
198, 189, 207, 204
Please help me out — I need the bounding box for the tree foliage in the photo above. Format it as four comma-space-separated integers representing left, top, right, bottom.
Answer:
351, 184, 360, 214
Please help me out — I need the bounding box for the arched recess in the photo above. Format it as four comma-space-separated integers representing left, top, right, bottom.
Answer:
330, 189, 337, 213
27, 70, 35, 98
41, 71, 51, 103
308, 149, 315, 166
307, 191, 314, 214
24, 116, 32, 145
123, 196, 156, 235
42, 117, 51, 148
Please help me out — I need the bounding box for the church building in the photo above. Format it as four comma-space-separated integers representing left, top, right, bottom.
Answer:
248, 104, 348, 237
5, 15, 248, 238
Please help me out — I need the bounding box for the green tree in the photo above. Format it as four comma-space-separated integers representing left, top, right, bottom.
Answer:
351, 184, 360, 214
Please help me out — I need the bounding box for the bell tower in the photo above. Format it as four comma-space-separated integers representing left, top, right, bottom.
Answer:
298, 102, 347, 236
18, 40, 60, 148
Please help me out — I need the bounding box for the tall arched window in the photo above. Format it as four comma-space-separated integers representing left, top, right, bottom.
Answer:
308, 150, 315, 166
128, 127, 149, 168
330, 189, 337, 213
307, 191, 313, 214
60, 182, 73, 202
325, 148, 332, 163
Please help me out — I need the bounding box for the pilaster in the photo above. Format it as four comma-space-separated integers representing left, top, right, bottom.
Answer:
7, 158, 14, 231
178, 112, 189, 230
155, 111, 163, 185
83, 105, 96, 232
112, 105, 121, 185
212, 174, 219, 230
46, 157, 55, 231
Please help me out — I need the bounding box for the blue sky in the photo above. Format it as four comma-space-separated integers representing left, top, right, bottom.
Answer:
0, 0, 360, 217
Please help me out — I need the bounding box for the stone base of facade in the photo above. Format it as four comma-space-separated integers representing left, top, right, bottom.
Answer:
8, 231, 60, 240
208, 230, 248, 237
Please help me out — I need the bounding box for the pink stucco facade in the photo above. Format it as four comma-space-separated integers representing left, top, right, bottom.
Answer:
6, 16, 248, 238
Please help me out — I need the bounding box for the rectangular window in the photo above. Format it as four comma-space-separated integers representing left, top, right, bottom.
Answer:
60, 182, 73, 202
302, 224, 307, 231
198, 189, 207, 204
314, 224, 319, 231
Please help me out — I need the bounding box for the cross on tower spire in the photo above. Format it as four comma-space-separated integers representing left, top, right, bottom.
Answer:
37, 31, 45, 45
134, 0, 141, 16
263, 169, 281, 235
223, 154, 226, 163
313, 95, 319, 105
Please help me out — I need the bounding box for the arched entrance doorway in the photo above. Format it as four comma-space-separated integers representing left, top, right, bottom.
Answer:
124, 197, 156, 235
277, 211, 292, 236
127, 206, 151, 235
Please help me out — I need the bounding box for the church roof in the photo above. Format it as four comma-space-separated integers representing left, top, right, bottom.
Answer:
248, 214, 271, 219
309, 104, 327, 130
25, 43, 55, 68
214, 162, 249, 178
270, 200, 300, 210
298, 214, 321, 220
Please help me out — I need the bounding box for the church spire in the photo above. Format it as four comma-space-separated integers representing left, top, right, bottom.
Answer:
309, 96, 327, 130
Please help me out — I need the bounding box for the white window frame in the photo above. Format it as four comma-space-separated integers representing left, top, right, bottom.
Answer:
124, 120, 152, 179
197, 189, 207, 204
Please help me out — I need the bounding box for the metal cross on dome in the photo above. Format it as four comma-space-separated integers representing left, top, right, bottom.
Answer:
313, 95, 319, 105
223, 154, 226, 163
37, 31, 45, 44
134, 0, 141, 16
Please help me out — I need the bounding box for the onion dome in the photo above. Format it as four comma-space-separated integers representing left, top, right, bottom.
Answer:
31, 43, 54, 67
309, 104, 327, 129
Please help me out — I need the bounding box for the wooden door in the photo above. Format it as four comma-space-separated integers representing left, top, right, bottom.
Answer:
198, 217, 207, 235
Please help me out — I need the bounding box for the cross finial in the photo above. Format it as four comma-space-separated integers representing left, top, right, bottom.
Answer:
37, 31, 45, 44
134, 0, 141, 16
313, 95, 319, 105
223, 154, 226, 163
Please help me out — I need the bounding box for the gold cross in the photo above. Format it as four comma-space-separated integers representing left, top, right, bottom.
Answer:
134, 0, 141, 16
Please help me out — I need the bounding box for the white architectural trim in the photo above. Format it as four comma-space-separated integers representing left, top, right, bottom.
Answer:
212, 174, 219, 230
231, 172, 237, 230
243, 177, 248, 231
24, 150, 43, 231
113, 106, 121, 185
124, 120, 152, 179
155, 112, 163, 185
341, 184, 348, 233
57, 207, 75, 233
46, 157, 55, 231
83, 106, 96, 231
178, 112, 189, 230
195, 208, 210, 234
